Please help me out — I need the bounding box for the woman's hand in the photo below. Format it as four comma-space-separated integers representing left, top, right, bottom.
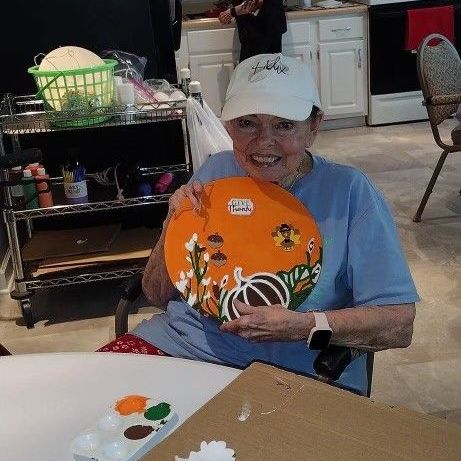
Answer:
168, 180, 204, 218
220, 299, 313, 342
142, 180, 203, 306
219, 9, 233, 24
236, 0, 258, 15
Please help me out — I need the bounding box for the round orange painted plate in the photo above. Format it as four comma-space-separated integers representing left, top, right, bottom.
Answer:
164, 177, 322, 322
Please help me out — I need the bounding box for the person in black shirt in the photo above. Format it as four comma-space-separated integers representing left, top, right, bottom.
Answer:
219, 0, 287, 62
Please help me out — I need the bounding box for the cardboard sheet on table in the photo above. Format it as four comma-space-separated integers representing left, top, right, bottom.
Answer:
22, 224, 121, 261
32, 228, 159, 276
145, 362, 461, 461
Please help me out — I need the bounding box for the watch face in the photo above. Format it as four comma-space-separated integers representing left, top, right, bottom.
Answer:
309, 329, 333, 350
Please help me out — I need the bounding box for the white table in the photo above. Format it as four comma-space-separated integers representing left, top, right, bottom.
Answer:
0, 352, 241, 461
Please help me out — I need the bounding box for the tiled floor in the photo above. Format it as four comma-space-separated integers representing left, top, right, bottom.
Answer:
1, 120, 460, 425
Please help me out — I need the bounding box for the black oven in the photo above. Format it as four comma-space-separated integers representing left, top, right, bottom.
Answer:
368, 0, 461, 124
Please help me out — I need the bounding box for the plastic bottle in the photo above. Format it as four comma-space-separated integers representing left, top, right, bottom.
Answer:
154, 172, 174, 194
26, 162, 43, 177
35, 167, 54, 208
189, 81, 203, 106
10, 166, 24, 207
22, 169, 39, 209
137, 182, 153, 197
180, 68, 191, 97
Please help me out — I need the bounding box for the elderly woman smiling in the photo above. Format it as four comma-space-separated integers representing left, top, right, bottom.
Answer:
103, 54, 418, 395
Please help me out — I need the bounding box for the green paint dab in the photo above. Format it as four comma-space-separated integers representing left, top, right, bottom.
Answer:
144, 402, 171, 421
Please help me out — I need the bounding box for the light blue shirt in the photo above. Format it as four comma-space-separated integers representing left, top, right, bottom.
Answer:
134, 152, 419, 394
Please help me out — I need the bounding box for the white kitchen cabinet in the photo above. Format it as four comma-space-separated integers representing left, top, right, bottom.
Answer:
282, 21, 317, 84
182, 12, 368, 120
319, 40, 365, 117
189, 53, 236, 116
283, 44, 317, 85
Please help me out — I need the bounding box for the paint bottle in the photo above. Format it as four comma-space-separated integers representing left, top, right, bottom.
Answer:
154, 172, 174, 194
35, 167, 54, 208
26, 162, 43, 177
22, 169, 39, 209
9, 166, 24, 207
137, 182, 153, 197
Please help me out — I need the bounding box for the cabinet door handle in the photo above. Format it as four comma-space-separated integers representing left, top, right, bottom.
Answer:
357, 48, 362, 69
331, 27, 351, 33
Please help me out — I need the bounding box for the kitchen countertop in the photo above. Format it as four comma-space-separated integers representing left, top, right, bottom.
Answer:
182, 3, 368, 31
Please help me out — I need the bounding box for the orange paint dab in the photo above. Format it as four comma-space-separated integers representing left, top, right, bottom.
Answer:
115, 395, 149, 416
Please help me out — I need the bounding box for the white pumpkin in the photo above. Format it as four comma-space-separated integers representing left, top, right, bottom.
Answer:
37, 47, 106, 111
39, 46, 104, 72
223, 268, 290, 321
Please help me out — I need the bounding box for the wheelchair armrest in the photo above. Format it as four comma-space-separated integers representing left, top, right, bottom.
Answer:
314, 346, 374, 397
115, 274, 143, 338
313, 345, 355, 381
122, 274, 143, 302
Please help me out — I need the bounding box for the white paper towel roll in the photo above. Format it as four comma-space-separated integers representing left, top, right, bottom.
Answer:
117, 82, 135, 105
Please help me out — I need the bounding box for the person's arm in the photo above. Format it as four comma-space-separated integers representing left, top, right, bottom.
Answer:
325, 303, 415, 351
220, 300, 416, 352
219, 9, 233, 24
142, 221, 176, 308
142, 181, 204, 307
236, 0, 260, 15
219, 0, 258, 22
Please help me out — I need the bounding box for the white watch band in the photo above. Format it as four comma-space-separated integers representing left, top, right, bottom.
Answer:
307, 311, 333, 349
313, 312, 330, 330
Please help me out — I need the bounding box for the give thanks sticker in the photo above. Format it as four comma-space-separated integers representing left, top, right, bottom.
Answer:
164, 177, 322, 322
227, 198, 254, 215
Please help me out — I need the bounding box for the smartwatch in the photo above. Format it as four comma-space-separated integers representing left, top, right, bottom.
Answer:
307, 312, 333, 350
230, 6, 237, 17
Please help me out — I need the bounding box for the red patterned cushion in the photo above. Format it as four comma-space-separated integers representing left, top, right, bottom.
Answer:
97, 334, 170, 356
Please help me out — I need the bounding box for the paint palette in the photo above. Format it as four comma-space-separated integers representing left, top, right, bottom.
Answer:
71, 395, 177, 461
165, 177, 323, 323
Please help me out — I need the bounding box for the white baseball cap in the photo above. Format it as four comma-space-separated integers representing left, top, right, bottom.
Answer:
221, 53, 321, 122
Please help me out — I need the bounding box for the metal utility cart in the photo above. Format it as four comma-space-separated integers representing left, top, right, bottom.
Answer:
0, 82, 200, 328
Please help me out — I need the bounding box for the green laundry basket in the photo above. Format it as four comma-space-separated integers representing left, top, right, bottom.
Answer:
28, 59, 117, 127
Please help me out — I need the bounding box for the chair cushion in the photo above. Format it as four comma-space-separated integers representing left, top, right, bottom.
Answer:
96, 333, 170, 355
451, 124, 461, 145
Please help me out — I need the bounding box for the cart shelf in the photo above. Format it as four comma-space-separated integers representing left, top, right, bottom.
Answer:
0, 94, 187, 135
25, 263, 145, 290
10, 164, 191, 220
0, 78, 199, 328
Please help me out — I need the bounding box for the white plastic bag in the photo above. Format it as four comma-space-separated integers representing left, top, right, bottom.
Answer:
186, 97, 233, 171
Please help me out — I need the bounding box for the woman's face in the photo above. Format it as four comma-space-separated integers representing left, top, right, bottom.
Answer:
226, 112, 322, 183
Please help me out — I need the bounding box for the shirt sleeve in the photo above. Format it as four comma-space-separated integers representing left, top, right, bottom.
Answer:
188, 151, 244, 184
346, 181, 419, 307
